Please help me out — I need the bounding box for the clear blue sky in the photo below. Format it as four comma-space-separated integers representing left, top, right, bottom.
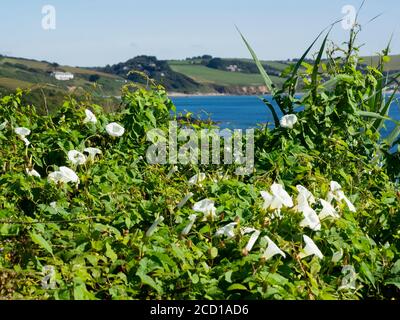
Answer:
0, 0, 399, 66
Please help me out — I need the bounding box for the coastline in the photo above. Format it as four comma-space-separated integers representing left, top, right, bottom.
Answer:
167, 92, 270, 98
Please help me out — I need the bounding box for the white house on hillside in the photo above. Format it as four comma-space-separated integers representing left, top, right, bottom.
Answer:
52, 71, 74, 81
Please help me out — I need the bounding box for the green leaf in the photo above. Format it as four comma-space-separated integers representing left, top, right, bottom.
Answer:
210, 247, 218, 259
105, 243, 118, 263
225, 270, 233, 283
137, 272, 163, 294
227, 283, 248, 291
261, 98, 280, 128
360, 262, 375, 287
385, 277, 400, 289
30, 232, 53, 255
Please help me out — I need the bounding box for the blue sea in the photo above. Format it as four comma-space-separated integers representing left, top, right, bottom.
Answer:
171, 95, 400, 135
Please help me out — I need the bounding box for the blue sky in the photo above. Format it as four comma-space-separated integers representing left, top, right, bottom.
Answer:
1, 0, 399, 66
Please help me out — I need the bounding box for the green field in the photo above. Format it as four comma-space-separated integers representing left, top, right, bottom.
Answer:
169, 61, 284, 87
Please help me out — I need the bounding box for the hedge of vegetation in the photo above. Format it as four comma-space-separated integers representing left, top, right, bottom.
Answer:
1, 25, 400, 300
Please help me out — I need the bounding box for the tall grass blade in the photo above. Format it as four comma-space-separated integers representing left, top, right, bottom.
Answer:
236, 26, 273, 93
311, 30, 331, 101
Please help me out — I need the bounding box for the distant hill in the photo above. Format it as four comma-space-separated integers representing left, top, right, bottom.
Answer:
95, 55, 209, 94
0, 55, 125, 113
97, 55, 290, 94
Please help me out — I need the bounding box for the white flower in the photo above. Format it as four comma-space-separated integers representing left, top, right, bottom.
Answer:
84, 147, 102, 161
299, 235, 323, 259
296, 185, 316, 204
280, 114, 298, 129
261, 183, 293, 216
245, 229, 261, 252
59, 166, 79, 184
26, 168, 41, 178
188, 173, 206, 185
50, 202, 57, 208
193, 199, 217, 220
271, 183, 294, 208
106, 122, 125, 137
48, 167, 79, 185
260, 191, 274, 210
15, 127, 31, 146
22, 138, 31, 146
319, 199, 339, 220
262, 236, 286, 260
215, 222, 237, 239
328, 181, 356, 212
146, 216, 164, 237
68, 150, 87, 166
177, 192, 194, 209
181, 214, 197, 235
15, 127, 31, 138
299, 205, 321, 231
47, 171, 65, 184
83, 109, 97, 124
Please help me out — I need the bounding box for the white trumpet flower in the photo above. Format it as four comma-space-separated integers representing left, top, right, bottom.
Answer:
300, 205, 321, 231
193, 199, 217, 220
260, 191, 274, 210
215, 222, 237, 239
296, 185, 316, 204
181, 214, 197, 235
260, 183, 293, 214
106, 122, 125, 137
84, 147, 102, 161
328, 181, 356, 212
280, 114, 298, 129
319, 199, 339, 220
26, 168, 41, 178
188, 173, 206, 185
245, 229, 261, 252
15, 127, 31, 138
177, 192, 194, 209
15, 127, 31, 146
47, 171, 65, 184
68, 150, 87, 166
299, 235, 323, 259
271, 183, 294, 208
59, 166, 79, 184
83, 109, 97, 124
146, 216, 164, 237
262, 236, 286, 260
48, 167, 79, 185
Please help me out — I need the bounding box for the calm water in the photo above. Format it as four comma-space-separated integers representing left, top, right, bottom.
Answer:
171, 95, 400, 134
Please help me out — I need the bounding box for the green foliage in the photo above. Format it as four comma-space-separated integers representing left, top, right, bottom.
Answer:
1, 24, 400, 300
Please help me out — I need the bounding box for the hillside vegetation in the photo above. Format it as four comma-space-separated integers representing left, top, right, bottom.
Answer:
0, 56, 125, 113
